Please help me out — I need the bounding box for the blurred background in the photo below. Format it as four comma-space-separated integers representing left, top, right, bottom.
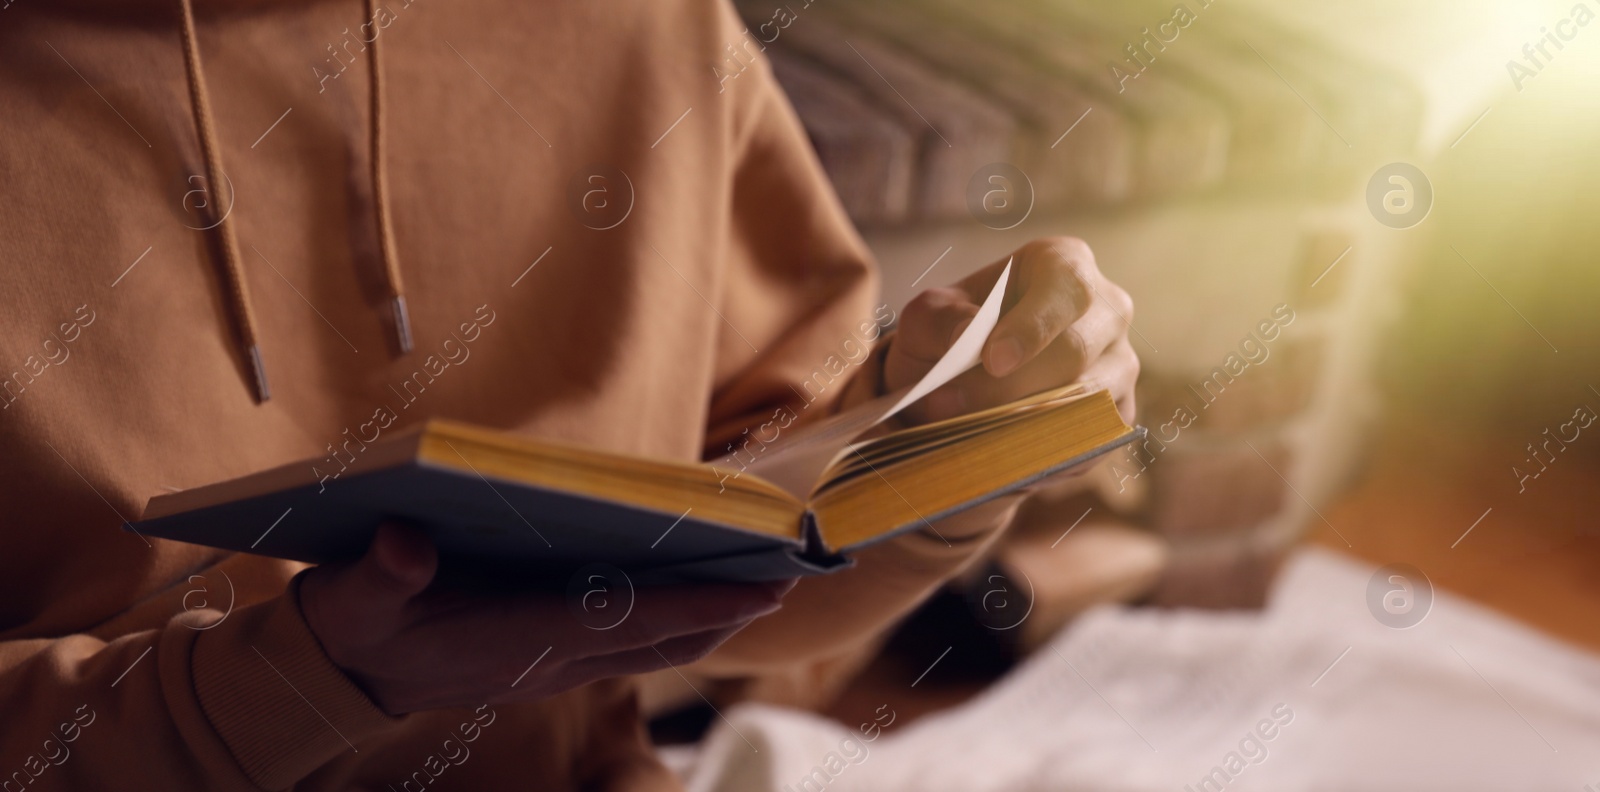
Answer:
655, 0, 1600, 788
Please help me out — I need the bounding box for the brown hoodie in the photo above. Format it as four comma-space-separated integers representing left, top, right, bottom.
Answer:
0, 0, 1014, 789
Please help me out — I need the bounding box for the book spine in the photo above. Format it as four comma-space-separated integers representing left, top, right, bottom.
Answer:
794, 509, 853, 571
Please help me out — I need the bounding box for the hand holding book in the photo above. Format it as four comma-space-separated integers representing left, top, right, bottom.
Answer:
297, 523, 793, 714
885, 237, 1139, 427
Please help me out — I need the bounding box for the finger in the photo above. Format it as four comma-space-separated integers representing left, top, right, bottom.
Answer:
915, 351, 1071, 423
920, 335, 1088, 422
950, 251, 1015, 305
385, 577, 784, 687
983, 240, 1100, 377
298, 523, 438, 654
917, 326, 1136, 424
369, 523, 439, 596
325, 523, 438, 608
583, 582, 784, 656
764, 577, 799, 598
1078, 336, 1140, 424
979, 291, 1125, 399
884, 287, 982, 397
895, 287, 980, 364
565, 623, 751, 684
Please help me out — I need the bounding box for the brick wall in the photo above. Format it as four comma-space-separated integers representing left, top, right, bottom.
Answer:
735, 0, 1498, 606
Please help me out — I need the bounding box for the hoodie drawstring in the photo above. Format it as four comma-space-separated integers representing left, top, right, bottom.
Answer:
176, 0, 412, 403
364, 0, 414, 356
177, 0, 268, 402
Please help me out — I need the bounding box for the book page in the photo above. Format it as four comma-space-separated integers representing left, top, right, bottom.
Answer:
716, 260, 1013, 498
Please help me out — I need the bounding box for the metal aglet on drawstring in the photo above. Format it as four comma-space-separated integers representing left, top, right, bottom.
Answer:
246, 346, 271, 402
390, 295, 413, 355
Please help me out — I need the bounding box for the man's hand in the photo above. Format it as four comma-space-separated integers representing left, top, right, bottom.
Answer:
885, 237, 1139, 425
300, 524, 793, 714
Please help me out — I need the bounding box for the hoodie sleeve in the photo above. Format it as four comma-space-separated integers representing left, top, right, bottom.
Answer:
0, 581, 401, 792
696, 23, 1018, 677
699, 34, 887, 456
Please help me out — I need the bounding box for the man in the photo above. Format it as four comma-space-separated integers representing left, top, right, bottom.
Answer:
0, 0, 1137, 788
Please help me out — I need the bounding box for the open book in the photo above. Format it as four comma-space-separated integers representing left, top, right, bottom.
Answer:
134, 262, 1143, 582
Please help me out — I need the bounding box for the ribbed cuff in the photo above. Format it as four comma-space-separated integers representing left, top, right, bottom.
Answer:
191, 576, 403, 790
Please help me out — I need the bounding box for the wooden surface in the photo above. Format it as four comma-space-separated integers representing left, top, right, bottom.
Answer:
1310, 417, 1600, 654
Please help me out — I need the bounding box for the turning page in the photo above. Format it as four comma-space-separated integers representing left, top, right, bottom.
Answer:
716, 260, 1014, 498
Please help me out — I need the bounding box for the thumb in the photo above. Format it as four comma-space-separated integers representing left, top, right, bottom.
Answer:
354, 522, 438, 602
886, 287, 980, 392
307, 523, 437, 626
300, 523, 437, 675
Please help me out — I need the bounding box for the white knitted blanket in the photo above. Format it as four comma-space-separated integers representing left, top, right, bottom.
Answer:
668, 548, 1600, 792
